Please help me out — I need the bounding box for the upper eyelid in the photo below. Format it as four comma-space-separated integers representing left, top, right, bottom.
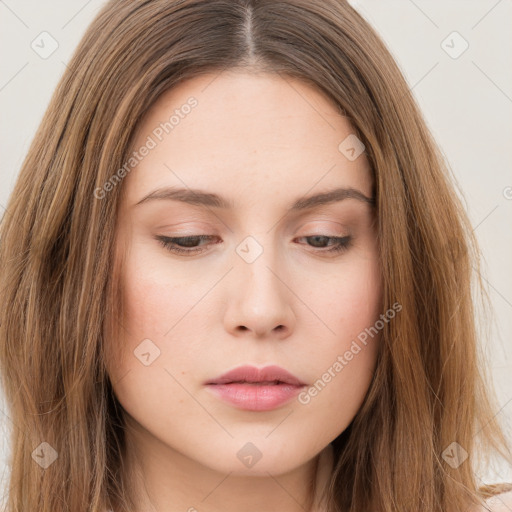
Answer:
156, 218, 354, 233
149, 204, 370, 230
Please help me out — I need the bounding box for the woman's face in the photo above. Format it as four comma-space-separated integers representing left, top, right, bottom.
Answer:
108, 70, 383, 478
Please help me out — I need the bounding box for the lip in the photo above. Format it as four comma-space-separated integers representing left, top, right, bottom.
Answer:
204, 365, 306, 411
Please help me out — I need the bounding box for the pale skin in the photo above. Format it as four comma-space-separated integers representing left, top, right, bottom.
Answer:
106, 69, 384, 512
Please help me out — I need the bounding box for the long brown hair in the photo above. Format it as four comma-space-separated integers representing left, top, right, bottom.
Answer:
0, 1, 510, 511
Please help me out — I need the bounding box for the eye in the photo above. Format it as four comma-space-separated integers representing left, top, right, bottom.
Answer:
295, 235, 352, 254
156, 235, 217, 255
155, 234, 352, 256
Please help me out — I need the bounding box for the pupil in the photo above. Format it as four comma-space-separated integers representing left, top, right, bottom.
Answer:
310, 236, 327, 247
178, 237, 198, 247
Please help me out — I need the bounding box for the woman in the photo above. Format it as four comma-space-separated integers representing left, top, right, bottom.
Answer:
0, 1, 510, 511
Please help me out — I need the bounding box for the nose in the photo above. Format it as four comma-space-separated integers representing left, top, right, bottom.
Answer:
223, 241, 295, 340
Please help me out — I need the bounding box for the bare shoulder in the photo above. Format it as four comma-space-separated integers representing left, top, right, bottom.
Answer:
477, 490, 512, 511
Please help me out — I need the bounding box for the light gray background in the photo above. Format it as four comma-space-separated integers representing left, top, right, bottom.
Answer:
1, 0, 511, 497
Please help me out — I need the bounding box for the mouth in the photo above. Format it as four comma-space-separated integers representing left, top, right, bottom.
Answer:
209, 379, 292, 385
205, 364, 306, 386
204, 365, 306, 411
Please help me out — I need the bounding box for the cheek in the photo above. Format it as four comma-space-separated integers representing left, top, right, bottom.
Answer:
122, 276, 175, 334
119, 241, 195, 336
334, 255, 382, 367
109, 241, 222, 386
340, 256, 383, 334
107, 267, 203, 419
305, 248, 382, 343
294, 253, 382, 424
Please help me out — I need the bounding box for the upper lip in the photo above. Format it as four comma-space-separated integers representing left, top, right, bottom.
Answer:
205, 365, 306, 386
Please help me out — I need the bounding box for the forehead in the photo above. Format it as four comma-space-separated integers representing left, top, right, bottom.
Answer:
122, 70, 373, 208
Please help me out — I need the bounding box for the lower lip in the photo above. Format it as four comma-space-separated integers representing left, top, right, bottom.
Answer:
205, 383, 305, 411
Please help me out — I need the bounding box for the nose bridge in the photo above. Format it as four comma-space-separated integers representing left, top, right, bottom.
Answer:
224, 231, 294, 337
234, 232, 283, 299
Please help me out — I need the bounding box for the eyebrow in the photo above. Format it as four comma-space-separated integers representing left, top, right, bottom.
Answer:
134, 186, 375, 210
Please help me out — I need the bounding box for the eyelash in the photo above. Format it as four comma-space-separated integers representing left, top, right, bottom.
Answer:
155, 234, 352, 256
